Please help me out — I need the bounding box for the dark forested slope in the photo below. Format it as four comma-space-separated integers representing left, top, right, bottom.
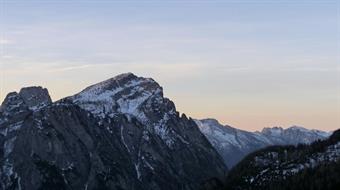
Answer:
221, 129, 340, 190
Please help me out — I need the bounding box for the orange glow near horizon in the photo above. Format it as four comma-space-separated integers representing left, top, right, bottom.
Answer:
0, 67, 338, 132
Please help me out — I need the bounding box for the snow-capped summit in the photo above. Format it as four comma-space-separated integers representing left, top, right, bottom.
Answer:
69, 73, 185, 149
76, 73, 160, 98
261, 126, 284, 136
196, 119, 331, 168
68, 73, 184, 148
70, 73, 166, 122
288, 125, 309, 131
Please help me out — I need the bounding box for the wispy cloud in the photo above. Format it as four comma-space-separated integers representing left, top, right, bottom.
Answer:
0, 38, 13, 45
46, 64, 93, 72
0, 55, 14, 59
46, 63, 134, 72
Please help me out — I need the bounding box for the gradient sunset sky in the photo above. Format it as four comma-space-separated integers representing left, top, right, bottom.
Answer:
0, 0, 339, 131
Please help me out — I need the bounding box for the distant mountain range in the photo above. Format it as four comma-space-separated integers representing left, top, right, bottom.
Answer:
195, 119, 331, 168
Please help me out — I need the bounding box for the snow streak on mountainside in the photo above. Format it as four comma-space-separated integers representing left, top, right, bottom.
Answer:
0, 73, 226, 190
195, 119, 331, 168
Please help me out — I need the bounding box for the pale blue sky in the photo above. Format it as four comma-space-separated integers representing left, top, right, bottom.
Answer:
0, 0, 339, 131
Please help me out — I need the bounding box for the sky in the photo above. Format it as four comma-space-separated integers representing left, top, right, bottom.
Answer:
0, 0, 339, 131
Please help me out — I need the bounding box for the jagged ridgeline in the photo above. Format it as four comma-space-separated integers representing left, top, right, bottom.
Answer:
0, 73, 227, 190
222, 129, 340, 190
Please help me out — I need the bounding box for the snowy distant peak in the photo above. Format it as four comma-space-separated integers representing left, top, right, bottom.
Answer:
195, 119, 220, 130
200, 118, 220, 125
195, 119, 236, 138
288, 125, 308, 131
261, 126, 331, 138
261, 126, 313, 135
311, 129, 331, 138
0, 86, 51, 114
197, 118, 234, 130
285, 126, 331, 137
261, 126, 284, 136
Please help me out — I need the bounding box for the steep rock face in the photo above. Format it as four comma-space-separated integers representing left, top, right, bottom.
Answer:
0, 73, 227, 190
195, 119, 330, 168
0, 103, 139, 190
0, 87, 52, 132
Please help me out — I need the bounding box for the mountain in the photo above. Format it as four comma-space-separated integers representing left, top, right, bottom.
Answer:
222, 129, 340, 190
195, 119, 330, 168
0, 73, 227, 190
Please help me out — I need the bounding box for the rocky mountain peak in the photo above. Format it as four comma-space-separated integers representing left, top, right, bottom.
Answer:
69, 73, 183, 149
78, 72, 160, 96
112, 72, 137, 81
0, 92, 25, 115
0, 86, 51, 116
18, 86, 52, 110
70, 73, 169, 122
